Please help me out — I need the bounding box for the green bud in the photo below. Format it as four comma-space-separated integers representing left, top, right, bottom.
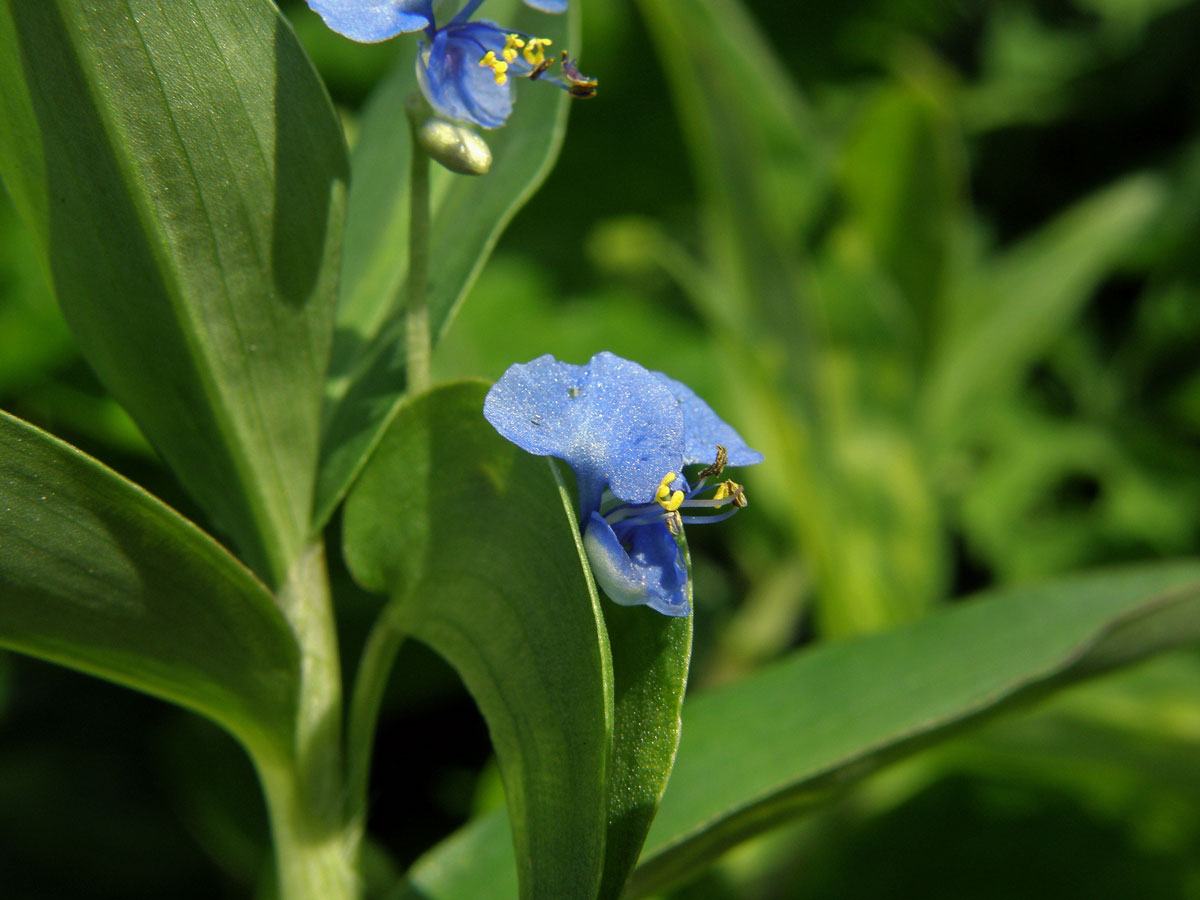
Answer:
416, 119, 493, 176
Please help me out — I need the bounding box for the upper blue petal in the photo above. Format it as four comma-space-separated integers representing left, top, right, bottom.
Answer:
305, 0, 433, 42
583, 513, 690, 616
416, 22, 515, 129
522, 0, 569, 11
653, 374, 765, 469
483, 352, 685, 515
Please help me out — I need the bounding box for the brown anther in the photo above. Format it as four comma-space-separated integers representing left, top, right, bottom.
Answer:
665, 510, 683, 536
725, 480, 748, 508
698, 445, 728, 479
530, 58, 555, 80
561, 51, 598, 99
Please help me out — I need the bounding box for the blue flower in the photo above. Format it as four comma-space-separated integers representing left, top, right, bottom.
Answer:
304, 0, 436, 42
483, 352, 763, 616
305, 0, 594, 130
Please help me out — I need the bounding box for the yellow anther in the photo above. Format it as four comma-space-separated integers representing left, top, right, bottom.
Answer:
654, 472, 676, 501
523, 37, 552, 66
654, 472, 684, 512
713, 479, 747, 507
478, 50, 509, 85
502, 34, 525, 63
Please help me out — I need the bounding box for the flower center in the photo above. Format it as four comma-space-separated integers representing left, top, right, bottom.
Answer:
604, 446, 748, 537
477, 39, 597, 99
479, 34, 554, 86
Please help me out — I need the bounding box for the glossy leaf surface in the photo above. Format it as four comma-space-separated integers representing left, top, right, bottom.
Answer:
597, 606, 692, 900
342, 380, 611, 900
402, 561, 1200, 899
0, 0, 347, 584
0, 410, 299, 763
632, 560, 1200, 895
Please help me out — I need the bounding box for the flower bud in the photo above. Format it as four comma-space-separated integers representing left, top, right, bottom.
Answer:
416, 119, 493, 176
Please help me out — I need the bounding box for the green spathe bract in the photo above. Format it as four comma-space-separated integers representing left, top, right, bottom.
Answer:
343, 380, 694, 899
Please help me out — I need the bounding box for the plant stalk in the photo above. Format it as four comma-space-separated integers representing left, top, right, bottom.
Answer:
346, 601, 409, 828
404, 103, 433, 395
263, 538, 358, 900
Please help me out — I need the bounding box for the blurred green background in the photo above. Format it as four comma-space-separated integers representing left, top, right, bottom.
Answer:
3, 0, 1200, 896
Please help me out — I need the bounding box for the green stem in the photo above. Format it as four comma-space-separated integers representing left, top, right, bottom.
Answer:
405, 103, 432, 395
264, 538, 357, 900
346, 601, 409, 826
259, 760, 358, 900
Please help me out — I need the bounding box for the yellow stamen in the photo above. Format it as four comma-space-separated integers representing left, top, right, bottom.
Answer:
502, 33, 525, 63
654, 472, 676, 501
523, 37, 552, 66
655, 472, 685, 512
478, 50, 509, 85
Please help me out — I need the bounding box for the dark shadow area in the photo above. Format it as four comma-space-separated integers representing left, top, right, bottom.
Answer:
972, 3, 1200, 244
0, 656, 261, 900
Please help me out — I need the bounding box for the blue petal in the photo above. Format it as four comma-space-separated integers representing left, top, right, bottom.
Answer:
583, 513, 690, 616
417, 23, 515, 129
305, 0, 433, 42
522, 0, 569, 11
483, 352, 685, 515
653, 374, 764, 469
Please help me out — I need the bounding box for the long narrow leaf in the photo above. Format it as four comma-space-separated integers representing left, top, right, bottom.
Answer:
0, 410, 299, 763
397, 561, 1200, 899
0, 0, 347, 584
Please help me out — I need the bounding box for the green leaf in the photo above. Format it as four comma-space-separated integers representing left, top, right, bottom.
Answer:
314, 0, 576, 528
925, 174, 1165, 437
598, 606, 692, 900
399, 813, 516, 900
839, 73, 965, 337
0, 0, 347, 585
0, 190, 73, 391
393, 580, 694, 900
342, 380, 612, 900
401, 560, 1200, 900
635, 0, 827, 345
0, 409, 299, 764
630, 560, 1200, 896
